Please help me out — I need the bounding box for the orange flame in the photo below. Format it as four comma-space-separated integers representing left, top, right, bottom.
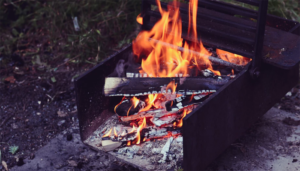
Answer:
102, 128, 112, 137
133, 0, 221, 77
114, 96, 126, 113
177, 109, 192, 128
140, 94, 158, 112
177, 110, 187, 128
166, 80, 177, 93
131, 96, 140, 108
127, 141, 131, 146
136, 14, 143, 25
129, 125, 137, 133
133, 117, 147, 145
216, 49, 251, 65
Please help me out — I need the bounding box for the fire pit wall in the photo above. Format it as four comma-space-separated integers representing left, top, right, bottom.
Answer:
75, 11, 300, 171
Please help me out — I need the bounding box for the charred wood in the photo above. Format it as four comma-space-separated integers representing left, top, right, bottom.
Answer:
115, 99, 145, 116
120, 109, 184, 122
165, 93, 212, 111
104, 77, 228, 96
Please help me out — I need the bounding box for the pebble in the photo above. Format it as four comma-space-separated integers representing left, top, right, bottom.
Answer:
57, 120, 66, 126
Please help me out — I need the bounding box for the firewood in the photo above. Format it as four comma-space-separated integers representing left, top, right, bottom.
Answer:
149, 38, 245, 70
101, 140, 122, 152
165, 93, 213, 111
104, 77, 228, 96
115, 99, 146, 116
120, 109, 183, 122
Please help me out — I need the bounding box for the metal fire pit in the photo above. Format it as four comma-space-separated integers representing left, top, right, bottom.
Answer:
75, 0, 300, 170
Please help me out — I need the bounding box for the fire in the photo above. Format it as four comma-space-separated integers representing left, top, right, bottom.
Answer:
132, 0, 221, 77
102, 128, 112, 137
216, 49, 251, 65
114, 96, 126, 113
140, 94, 158, 112
166, 80, 177, 93
133, 117, 147, 145
129, 125, 137, 133
136, 14, 143, 25
131, 96, 140, 108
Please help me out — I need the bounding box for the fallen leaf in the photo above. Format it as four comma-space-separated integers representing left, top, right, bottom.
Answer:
5, 76, 16, 83
57, 110, 68, 117
51, 77, 56, 83
2, 161, 8, 171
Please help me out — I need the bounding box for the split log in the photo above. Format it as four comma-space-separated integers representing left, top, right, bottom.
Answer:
165, 93, 213, 111
120, 109, 183, 122
149, 38, 245, 70
104, 77, 228, 96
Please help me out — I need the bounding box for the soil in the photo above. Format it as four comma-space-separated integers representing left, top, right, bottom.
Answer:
0, 61, 91, 169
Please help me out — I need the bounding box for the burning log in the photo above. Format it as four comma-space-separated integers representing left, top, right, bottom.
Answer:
149, 38, 245, 70
104, 77, 228, 96
120, 109, 183, 122
165, 93, 212, 111
114, 98, 145, 116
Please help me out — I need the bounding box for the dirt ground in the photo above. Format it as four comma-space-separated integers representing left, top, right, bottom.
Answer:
0, 61, 299, 171
0, 63, 90, 169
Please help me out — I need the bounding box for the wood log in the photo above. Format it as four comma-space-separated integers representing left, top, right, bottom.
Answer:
120, 109, 183, 122
165, 93, 213, 111
149, 38, 245, 70
104, 77, 228, 96
115, 99, 145, 116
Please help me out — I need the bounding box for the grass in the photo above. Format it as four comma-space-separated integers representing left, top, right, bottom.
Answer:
0, 0, 141, 67
0, 0, 299, 69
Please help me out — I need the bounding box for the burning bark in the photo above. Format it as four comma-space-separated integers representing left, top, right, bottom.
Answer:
148, 38, 246, 71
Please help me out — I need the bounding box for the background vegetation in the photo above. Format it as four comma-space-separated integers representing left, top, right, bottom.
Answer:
0, 0, 299, 68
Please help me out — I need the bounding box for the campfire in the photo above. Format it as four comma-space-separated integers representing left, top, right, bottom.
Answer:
84, 0, 250, 168
77, 0, 300, 170
100, 0, 250, 148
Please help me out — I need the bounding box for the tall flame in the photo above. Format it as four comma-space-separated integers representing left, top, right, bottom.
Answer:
133, 117, 147, 145
133, 0, 220, 77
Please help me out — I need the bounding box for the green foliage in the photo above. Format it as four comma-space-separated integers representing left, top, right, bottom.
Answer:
0, 0, 141, 65
9, 145, 19, 155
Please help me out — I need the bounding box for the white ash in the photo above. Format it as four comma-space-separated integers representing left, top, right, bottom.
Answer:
151, 115, 178, 127
159, 137, 174, 163
85, 114, 184, 171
